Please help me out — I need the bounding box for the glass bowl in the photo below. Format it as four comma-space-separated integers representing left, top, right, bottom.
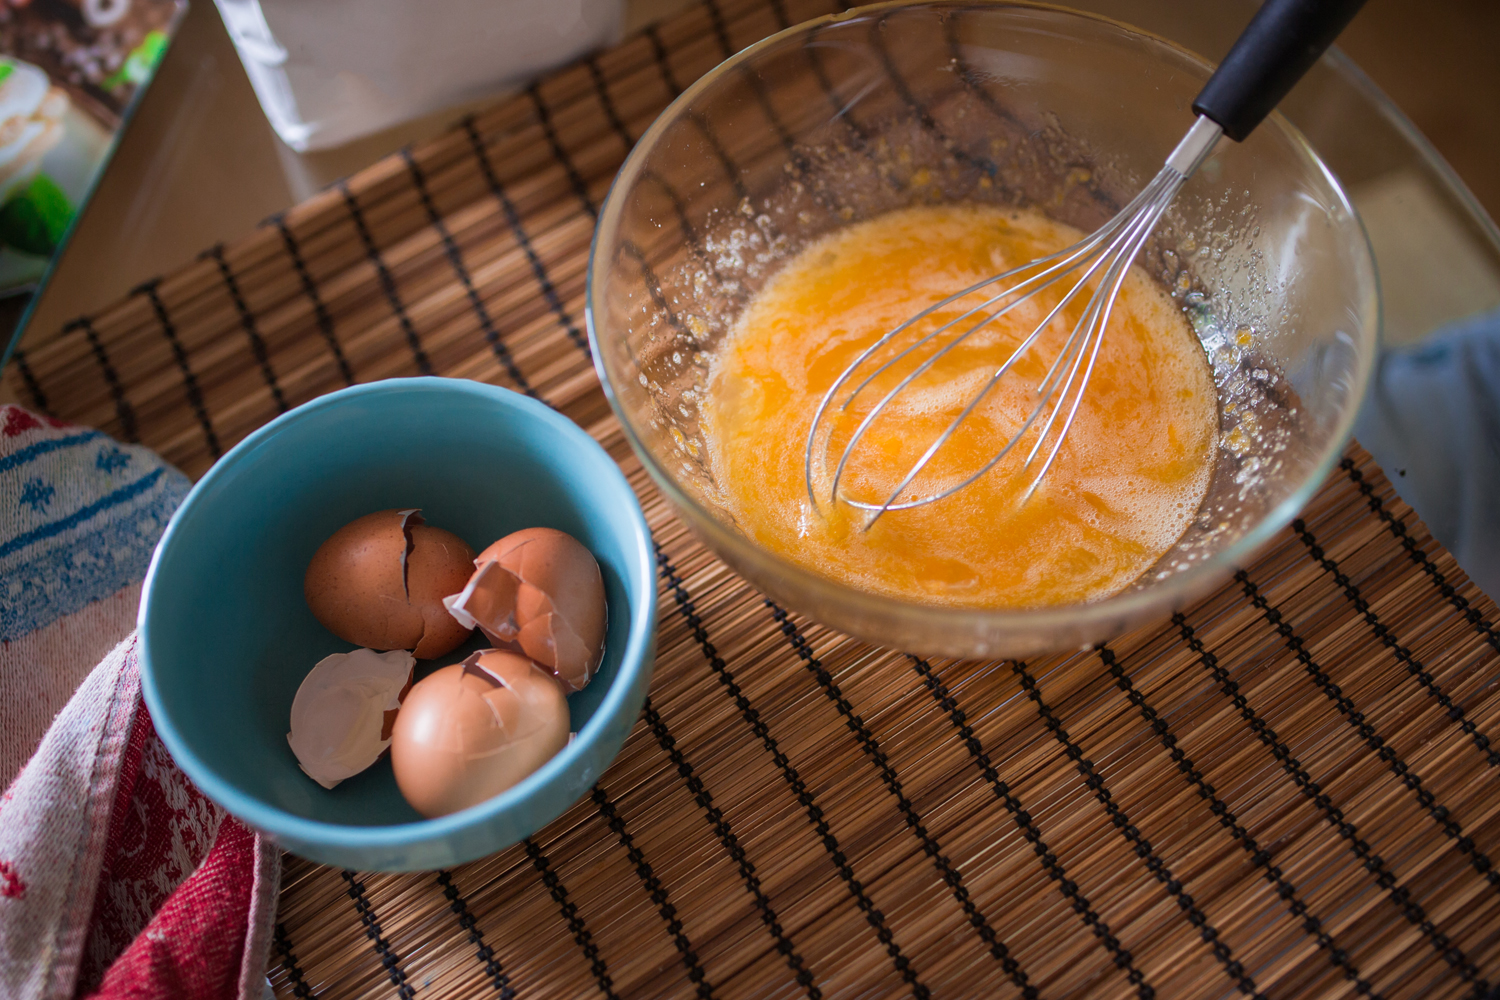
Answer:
587, 0, 1378, 659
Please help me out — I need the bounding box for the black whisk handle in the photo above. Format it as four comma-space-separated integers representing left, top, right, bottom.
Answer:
1192, 0, 1366, 142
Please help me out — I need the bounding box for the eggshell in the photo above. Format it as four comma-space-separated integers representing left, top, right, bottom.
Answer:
442, 560, 519, 640
287, 648, 415, 789
389, 650, 570, 818
446, 527, 606, 692
305, 508, 476, 658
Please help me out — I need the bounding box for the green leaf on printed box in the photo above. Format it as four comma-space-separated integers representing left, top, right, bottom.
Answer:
105, 30, 170, 91
0, 174, 74, 257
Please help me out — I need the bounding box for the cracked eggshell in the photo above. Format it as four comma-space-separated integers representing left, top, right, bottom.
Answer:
305, 508, 476, 659
287, 648, 415, 789
448, 527, 606, 692
389, 650, 571, 818
443, 559, 520, 641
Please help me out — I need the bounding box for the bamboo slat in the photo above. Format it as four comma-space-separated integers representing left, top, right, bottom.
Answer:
7, 0, 1499, 996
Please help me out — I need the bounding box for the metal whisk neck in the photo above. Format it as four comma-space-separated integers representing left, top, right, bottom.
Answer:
1166, 116, 1225, 179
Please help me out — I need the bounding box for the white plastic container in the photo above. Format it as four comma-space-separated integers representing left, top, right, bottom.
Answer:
213, 0, 625, 151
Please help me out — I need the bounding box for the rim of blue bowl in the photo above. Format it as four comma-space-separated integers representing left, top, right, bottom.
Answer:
137, 376, 658, 850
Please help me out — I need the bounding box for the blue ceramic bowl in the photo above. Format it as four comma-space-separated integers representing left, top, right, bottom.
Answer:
138, 377, 656, 871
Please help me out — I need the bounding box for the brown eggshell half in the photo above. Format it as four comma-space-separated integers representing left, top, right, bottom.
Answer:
304, 509, 476, 659
472, 527, 607, 692
389, 650, 570, 818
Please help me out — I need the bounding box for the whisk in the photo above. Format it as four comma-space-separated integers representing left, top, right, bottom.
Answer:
805, 0, 1366, 526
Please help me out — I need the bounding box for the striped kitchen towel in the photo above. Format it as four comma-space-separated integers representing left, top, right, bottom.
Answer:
0, 404, 281, 1000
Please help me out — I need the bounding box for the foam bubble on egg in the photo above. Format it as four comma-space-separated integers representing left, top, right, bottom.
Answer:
287, 647, 415, 789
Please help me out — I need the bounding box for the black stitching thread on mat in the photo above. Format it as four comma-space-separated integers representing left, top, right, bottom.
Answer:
341, 871, 417, 1000
944, 20, 1115, 217
585, 59, 740, 309
1174, 611, 1489, 992
640, 170, 745, 307
133, 281, 221, 458
1293, 517, 1498, 767
463, 117, 592, 360
338, 181, 433, 375
8, 348, 48, 412
587, 55, 635, 148
943, 19, 1027, 136
712, 0, 867, 225
766, 603, 1037, 999
205, 244, 288, 413
1237, 571, 1500, 896
1341, 457, 1500, 655
524, 836, 621, 999
870, 17, 998, 181
435, 870, 516, 999
641, 697, 822, 997
1096, 645, 1382, 998
645, 24, 684, 97
620, 241, 686, 332
641, 13, 747, 201
272, 921, 316, 1000
686, 110, 752, 203
701, 0, 736, 58
805, 23, 876, 148
907, 655, 1153, 1000
65, 317, 137, 440
274, 216, 355, 386
709, 3, 852, 222
1013, 660, 1267, 1000
527, 83, 598, 219
653, 541, 933, 1000
402, 148, 538, 397
591, 783, 718, 999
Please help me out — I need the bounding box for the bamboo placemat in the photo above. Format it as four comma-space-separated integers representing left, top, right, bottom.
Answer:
9, 0, 1500, 996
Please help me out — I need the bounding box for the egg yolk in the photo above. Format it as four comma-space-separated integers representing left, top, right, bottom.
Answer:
703, 204, 1218, 608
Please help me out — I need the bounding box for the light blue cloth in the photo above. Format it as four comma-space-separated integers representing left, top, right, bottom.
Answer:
0, 412, 189, 642
0, 404, 191, 790
1354, 308, 1500, 600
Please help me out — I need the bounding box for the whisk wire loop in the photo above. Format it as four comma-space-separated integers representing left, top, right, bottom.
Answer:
1020, 180, 1184, 504
827, 268, 1077, 508
800, 180, 1163, 510
856, 170, 1183, 523
1020, 175, 1176, 466
803, 116, 1225, 527
815, 175, 1165, 515
840, 180, 1164, 521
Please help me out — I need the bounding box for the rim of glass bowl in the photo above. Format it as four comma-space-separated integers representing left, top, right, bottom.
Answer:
587, 0, 1379, 642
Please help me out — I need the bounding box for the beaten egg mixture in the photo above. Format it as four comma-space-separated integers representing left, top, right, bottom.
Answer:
703, 204, 1218, 608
